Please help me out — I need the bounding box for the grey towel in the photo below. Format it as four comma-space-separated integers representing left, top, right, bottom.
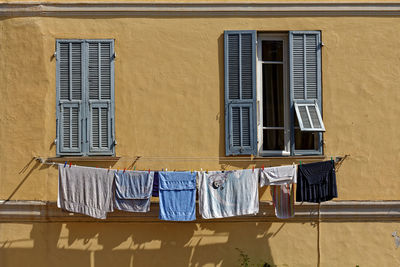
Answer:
114, 171, 154, 212
57, 165, 114, 219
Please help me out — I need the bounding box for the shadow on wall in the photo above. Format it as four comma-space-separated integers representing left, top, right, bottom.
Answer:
0, 221, 275, 267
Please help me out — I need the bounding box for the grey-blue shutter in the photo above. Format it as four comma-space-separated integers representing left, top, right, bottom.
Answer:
289, 31, 323, 154
87, 40, 115, 155
224, 31, 257, 155
56, 41, 84, 155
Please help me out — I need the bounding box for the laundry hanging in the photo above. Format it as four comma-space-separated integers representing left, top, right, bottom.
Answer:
270, 184, 295, 219
58, 165, 114, 219
158, 171, 197, 221
114, 170, 154, 213
296, 160, 337, 203
198, 169, 259, 219
260, 165, 297, 219
259, 164, 297, 186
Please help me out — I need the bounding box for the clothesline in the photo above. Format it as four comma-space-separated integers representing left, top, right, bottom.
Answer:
35, 155, 348, 163
35, 154, 349, 174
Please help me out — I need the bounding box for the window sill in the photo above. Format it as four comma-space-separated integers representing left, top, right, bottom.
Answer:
47, 156, 120, 162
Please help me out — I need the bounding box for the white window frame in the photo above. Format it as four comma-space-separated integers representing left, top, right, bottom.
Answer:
256, 34, 291, 156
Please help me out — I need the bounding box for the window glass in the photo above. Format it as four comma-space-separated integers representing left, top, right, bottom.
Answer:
262, 41, 283, 61
262, 64, 284, 128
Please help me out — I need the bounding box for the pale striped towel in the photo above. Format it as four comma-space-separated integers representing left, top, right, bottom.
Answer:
271, 184, 295, 219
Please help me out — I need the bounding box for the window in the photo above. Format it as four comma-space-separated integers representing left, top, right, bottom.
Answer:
224, 31, 324, 156
56, 39, 115, 156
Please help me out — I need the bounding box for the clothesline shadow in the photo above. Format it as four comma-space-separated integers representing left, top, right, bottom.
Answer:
0, 219, 278, 266
59, 220, 276, 267
2, 157, 42, 203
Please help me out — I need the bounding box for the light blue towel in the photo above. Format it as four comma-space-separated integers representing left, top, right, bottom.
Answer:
158, 171, 197, 221
114, 171, 154, 212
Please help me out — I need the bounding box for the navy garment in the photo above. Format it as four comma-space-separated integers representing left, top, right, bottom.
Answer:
152, 172, 159, 197
296, 160, 337, 203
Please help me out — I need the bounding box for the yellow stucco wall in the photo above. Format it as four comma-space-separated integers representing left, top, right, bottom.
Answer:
1, 221, 400, 266
0, 16, 399, 201
1, 10, 400, 267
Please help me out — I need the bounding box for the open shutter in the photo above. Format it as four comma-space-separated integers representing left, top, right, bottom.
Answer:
224, 31, 257, 155
87, 40, 114, 155
57, 41, 84, 155
294, 101, 325, 131
289, 31, 323, 153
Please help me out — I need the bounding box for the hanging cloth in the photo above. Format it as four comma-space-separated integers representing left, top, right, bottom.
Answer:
260, 165, 296, 219
158, 171, 197, 221
58, 165, 114, 219
198, 169, 259, 219
114, 170, 154, 213
152, 171, 160, 197
260, 165, 297, 186
271, 184, 295, 219
296, 160, 337, 203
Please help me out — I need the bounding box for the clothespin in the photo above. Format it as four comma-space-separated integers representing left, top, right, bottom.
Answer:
331, 156, 333, 161
190, 169, 193, 174
69, 162, 72, 168
64, 161, 67, 168
123, 168, 126, 173
252, 166, 254, 172
148, 169, 150, 174
166, 168, 168, 172
108, 166, 111, 172
206, 169, 208, 174
117, 168, 119, 173
299, 160, 302, 166
134, 166, 136, 171
162, 168, 164, 172
262, 164, 264, 171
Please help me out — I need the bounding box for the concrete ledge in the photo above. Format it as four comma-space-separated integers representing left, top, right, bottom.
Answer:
2, 2, 400, 17
1, 200, 400, 223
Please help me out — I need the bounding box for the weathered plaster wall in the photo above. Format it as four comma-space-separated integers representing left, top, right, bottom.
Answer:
1, 221, 400, 266
1, 13, 400, 267
0, 16, 399, 201
0, 221, 317, 267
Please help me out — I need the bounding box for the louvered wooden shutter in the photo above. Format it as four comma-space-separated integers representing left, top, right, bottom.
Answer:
87, 41, 114, 155
289, 31, 323, 153
56, 41, 84, 155
289, 31, 321, 103
224, 31, 257, 155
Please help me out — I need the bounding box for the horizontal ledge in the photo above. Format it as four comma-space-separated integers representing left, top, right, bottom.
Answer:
45, 156, 121, 162
1, 200, 400, 223
2, 2, 400, 17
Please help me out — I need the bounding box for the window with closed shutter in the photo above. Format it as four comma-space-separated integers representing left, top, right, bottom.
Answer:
56, 39, 115, 156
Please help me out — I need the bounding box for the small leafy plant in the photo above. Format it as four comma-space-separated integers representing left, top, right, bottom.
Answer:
236, 248, 273, 267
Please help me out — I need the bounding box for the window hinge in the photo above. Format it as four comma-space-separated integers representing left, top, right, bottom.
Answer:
54, 51, 57, 59
112, 52, 116, 60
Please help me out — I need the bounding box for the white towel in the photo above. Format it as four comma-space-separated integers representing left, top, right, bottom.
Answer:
58, 165, 114, 219
259, 165, 297, 187
198, 169, 259, 219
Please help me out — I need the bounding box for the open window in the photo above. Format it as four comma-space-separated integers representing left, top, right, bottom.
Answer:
224, 31, 325, 156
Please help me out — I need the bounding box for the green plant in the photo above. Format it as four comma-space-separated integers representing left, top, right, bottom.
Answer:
236, 248, 273, 267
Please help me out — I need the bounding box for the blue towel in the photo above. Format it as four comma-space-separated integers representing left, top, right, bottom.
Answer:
114, 171, 154, 212
158, 171, 197, 221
